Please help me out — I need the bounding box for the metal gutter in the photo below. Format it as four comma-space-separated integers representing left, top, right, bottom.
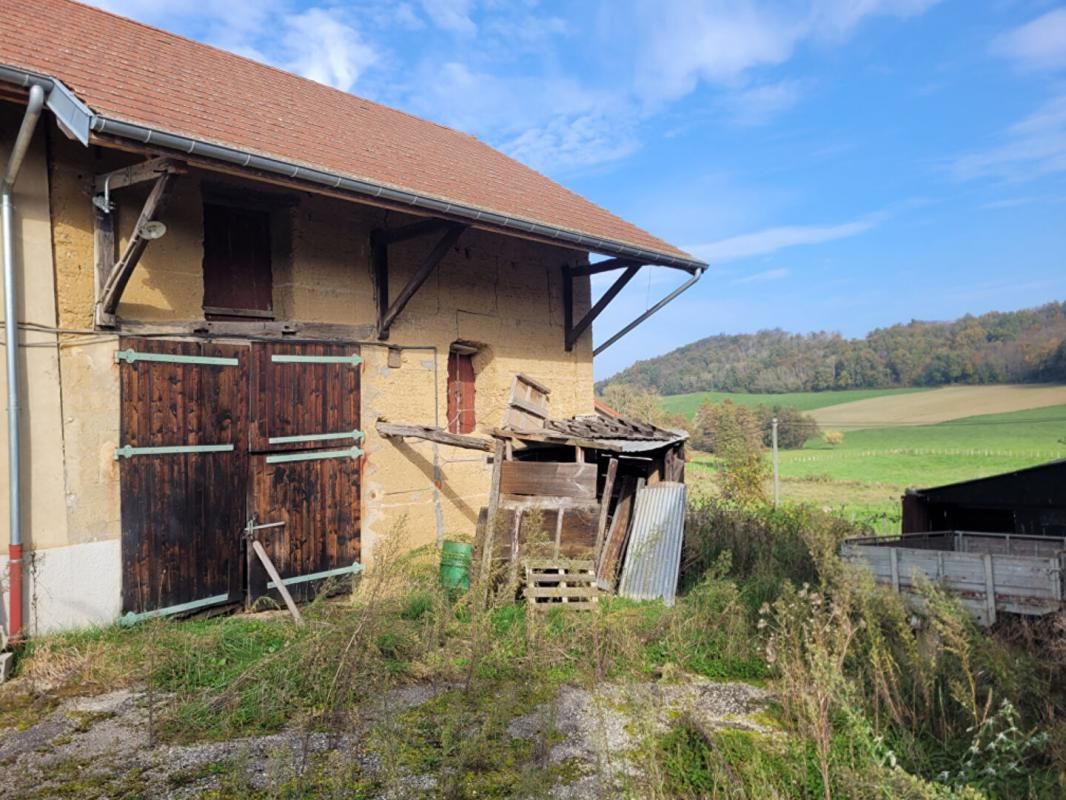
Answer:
0, 66, 92, 145
89, 116, 706, 271
2, 83, 45, 641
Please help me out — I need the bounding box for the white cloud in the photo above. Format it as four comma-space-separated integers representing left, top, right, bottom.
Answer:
732, 267, 790, 284
993, 8, 1066, 72
722, 80, 805, 126
687, 216, 880, 262
87, 0, 941, 174
89, 1, 379, 92
405, 62, 638, 173
419, 0, 477, 35
630, 0, 942, 106
953, 93, 1066, 182
281, 8, 377, 92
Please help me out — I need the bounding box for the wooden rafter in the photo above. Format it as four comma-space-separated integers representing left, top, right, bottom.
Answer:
569, 258, 639, 277
564, 264, 641, 351
95, 172, 178, 328
376, 218, 452, 246
94, 157, 186, 194
374, 222, 466, 340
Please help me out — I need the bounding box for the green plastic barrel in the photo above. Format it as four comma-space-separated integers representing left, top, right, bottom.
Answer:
440, 540, 474, 592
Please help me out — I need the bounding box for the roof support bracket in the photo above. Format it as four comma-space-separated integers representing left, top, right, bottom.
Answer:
592, 268, 704, 356
373, 221, 467, 340
94, 168, 180, 328
564, 263, 641, 351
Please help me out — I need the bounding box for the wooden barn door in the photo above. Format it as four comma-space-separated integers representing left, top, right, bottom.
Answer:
246, 342, 363, 603
118, 338, 249, 615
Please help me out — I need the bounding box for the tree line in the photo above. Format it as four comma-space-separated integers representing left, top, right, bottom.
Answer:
599, 301, 1066, 395
600, 384, 823, 453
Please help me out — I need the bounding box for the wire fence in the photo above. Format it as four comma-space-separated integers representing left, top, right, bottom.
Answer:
784, 448, 1066, 462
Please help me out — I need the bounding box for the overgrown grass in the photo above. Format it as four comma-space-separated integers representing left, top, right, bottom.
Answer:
4, 506, 1065, 798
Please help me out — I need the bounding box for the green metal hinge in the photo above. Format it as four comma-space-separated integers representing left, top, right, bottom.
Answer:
265, 446, 363, 465
115, 349, 239, 366
270, 354, 362, 366
118, 593, 231, 626
114, 444, 235, 460
267, 562, 364, 590
268, 429, 365, 445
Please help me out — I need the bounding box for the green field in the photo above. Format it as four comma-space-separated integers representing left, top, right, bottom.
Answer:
785, 405, 1066, 486
662, 387, 928, 419
687, 401, 1066, 533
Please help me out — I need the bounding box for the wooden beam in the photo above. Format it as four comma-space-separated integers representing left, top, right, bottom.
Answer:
371, 229, 388, 331
377, 218, 451, 246
93, 205, 116, 327
569, 258, 639, 277
376, 421, 492, 452
562, 265, 573, 352
97, 172, 177, 325
94, 157, 185, 194
566, 265, 640, 350
377, 223, 466, 339
251, 541, 304, 626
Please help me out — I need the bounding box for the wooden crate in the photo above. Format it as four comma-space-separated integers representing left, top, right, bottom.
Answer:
524, 559, 604, 610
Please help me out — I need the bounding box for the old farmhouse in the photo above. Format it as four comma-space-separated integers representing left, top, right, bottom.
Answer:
0, 0, 704, 636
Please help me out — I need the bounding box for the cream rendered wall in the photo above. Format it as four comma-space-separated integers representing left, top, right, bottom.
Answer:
39, 138, 595, 624
0, 109, 102, 633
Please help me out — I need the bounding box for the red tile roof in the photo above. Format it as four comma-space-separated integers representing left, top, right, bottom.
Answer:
0, 0, 702, 267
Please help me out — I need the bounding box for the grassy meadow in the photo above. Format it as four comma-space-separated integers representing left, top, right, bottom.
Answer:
661, 386, 928, 418
678, 386, 1066, 532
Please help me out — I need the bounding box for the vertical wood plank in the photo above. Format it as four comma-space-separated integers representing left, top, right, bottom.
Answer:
594, 458, 618, 557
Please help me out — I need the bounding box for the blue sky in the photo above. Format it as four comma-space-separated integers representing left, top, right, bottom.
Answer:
91, 0, 1066, 379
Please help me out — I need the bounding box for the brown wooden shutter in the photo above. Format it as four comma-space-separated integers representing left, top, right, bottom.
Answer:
202, 203, 273, 319
447, 351, 476, 434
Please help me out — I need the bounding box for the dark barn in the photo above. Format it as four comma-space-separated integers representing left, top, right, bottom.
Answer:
902, 459, 1066, 537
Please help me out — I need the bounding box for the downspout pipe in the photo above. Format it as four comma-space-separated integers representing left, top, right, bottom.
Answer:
3, 83, 45, 641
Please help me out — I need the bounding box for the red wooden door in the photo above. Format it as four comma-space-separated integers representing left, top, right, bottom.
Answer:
118, 338, 248, 615
246, 342, 362, 603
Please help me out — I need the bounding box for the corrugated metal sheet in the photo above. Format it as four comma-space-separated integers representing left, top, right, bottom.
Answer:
617, 482, 686, 607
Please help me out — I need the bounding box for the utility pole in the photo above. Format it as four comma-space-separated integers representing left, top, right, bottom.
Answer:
771, 417, 780, 507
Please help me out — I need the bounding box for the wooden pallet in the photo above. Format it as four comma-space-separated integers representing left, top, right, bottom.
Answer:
524, 559, 604, 610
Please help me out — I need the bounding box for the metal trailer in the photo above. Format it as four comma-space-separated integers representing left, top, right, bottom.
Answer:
841, 531, 1066, 626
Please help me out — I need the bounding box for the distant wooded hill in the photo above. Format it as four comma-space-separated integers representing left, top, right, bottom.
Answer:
599, 302, 1066, 395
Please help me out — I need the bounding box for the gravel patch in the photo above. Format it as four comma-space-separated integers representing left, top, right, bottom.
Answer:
0, 676, 770, 799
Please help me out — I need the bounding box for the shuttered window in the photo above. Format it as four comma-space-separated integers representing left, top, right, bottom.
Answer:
202, 202, 273, 320
447, 350, 476, 434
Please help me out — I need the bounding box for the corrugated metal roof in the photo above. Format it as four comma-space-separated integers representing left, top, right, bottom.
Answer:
617, 482, 686, 607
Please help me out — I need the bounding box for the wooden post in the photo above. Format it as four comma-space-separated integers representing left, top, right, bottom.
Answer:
479, 439, 507, 601
594, 458, 618, 557
889, 548, 900, 593
93, 205, 116, 327
983, 553, 997, 625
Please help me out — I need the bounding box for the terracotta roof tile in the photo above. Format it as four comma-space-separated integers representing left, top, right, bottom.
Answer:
0, 0, 700, 265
